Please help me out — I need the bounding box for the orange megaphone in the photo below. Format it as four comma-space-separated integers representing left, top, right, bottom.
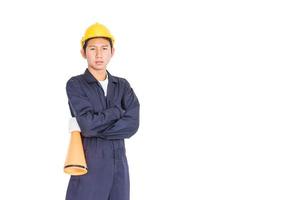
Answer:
64, 131, 88, 175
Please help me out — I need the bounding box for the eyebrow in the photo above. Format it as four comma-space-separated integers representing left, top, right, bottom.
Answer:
87, 44, 109, 47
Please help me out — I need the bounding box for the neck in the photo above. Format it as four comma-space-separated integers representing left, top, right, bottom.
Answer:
88, 67, 107, 81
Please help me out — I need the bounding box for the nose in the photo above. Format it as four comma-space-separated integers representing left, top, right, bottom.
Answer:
96, 48, 103, 58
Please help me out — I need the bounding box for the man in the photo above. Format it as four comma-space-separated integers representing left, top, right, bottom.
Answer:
65, 22, 140, 200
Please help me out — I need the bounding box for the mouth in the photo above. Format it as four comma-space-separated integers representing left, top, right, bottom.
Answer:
95, 61, 104, 65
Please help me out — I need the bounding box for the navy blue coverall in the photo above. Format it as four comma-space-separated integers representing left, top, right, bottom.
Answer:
65, 69, 140, 200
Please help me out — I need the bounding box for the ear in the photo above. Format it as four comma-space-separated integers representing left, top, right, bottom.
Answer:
111, 48, 115, 57
80, 48, 86, 59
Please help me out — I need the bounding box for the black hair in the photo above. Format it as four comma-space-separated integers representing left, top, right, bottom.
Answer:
83, 37, 113, 54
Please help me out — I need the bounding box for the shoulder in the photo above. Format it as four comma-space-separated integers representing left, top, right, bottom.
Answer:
118, 76, 130, 86
66, 74, 85, 91
66, 73, 86, 85
110, 73, 131, 88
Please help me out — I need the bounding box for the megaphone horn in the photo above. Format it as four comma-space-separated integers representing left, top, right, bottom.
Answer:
64, 131, 88, 176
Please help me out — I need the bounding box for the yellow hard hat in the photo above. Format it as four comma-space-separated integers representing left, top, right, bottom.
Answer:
81, 22, 115, 48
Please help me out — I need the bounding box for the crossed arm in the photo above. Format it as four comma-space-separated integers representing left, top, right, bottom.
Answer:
66, 78, 140, 139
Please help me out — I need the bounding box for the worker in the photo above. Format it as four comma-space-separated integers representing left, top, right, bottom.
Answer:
65, 22, 140, 200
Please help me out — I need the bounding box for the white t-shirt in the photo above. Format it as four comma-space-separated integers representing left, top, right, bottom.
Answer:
99, 75, 109, 96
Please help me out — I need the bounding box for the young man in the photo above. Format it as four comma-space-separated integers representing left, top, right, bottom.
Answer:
65, 22, 140, 200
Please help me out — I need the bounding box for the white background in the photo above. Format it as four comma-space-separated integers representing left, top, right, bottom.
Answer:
0, 0, 286, 199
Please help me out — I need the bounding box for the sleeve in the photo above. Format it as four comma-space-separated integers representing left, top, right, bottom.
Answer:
66, 77, 124, 137
101, 80, 140, 140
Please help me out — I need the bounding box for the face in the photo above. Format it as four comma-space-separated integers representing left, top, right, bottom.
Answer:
81, 37, 114, 71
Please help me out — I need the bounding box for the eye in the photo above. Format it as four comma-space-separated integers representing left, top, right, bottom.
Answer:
89, 47, 95, 50
103, 47, 108, 50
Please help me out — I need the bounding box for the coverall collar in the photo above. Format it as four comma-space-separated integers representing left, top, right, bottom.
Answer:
84, 68, 118, 84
